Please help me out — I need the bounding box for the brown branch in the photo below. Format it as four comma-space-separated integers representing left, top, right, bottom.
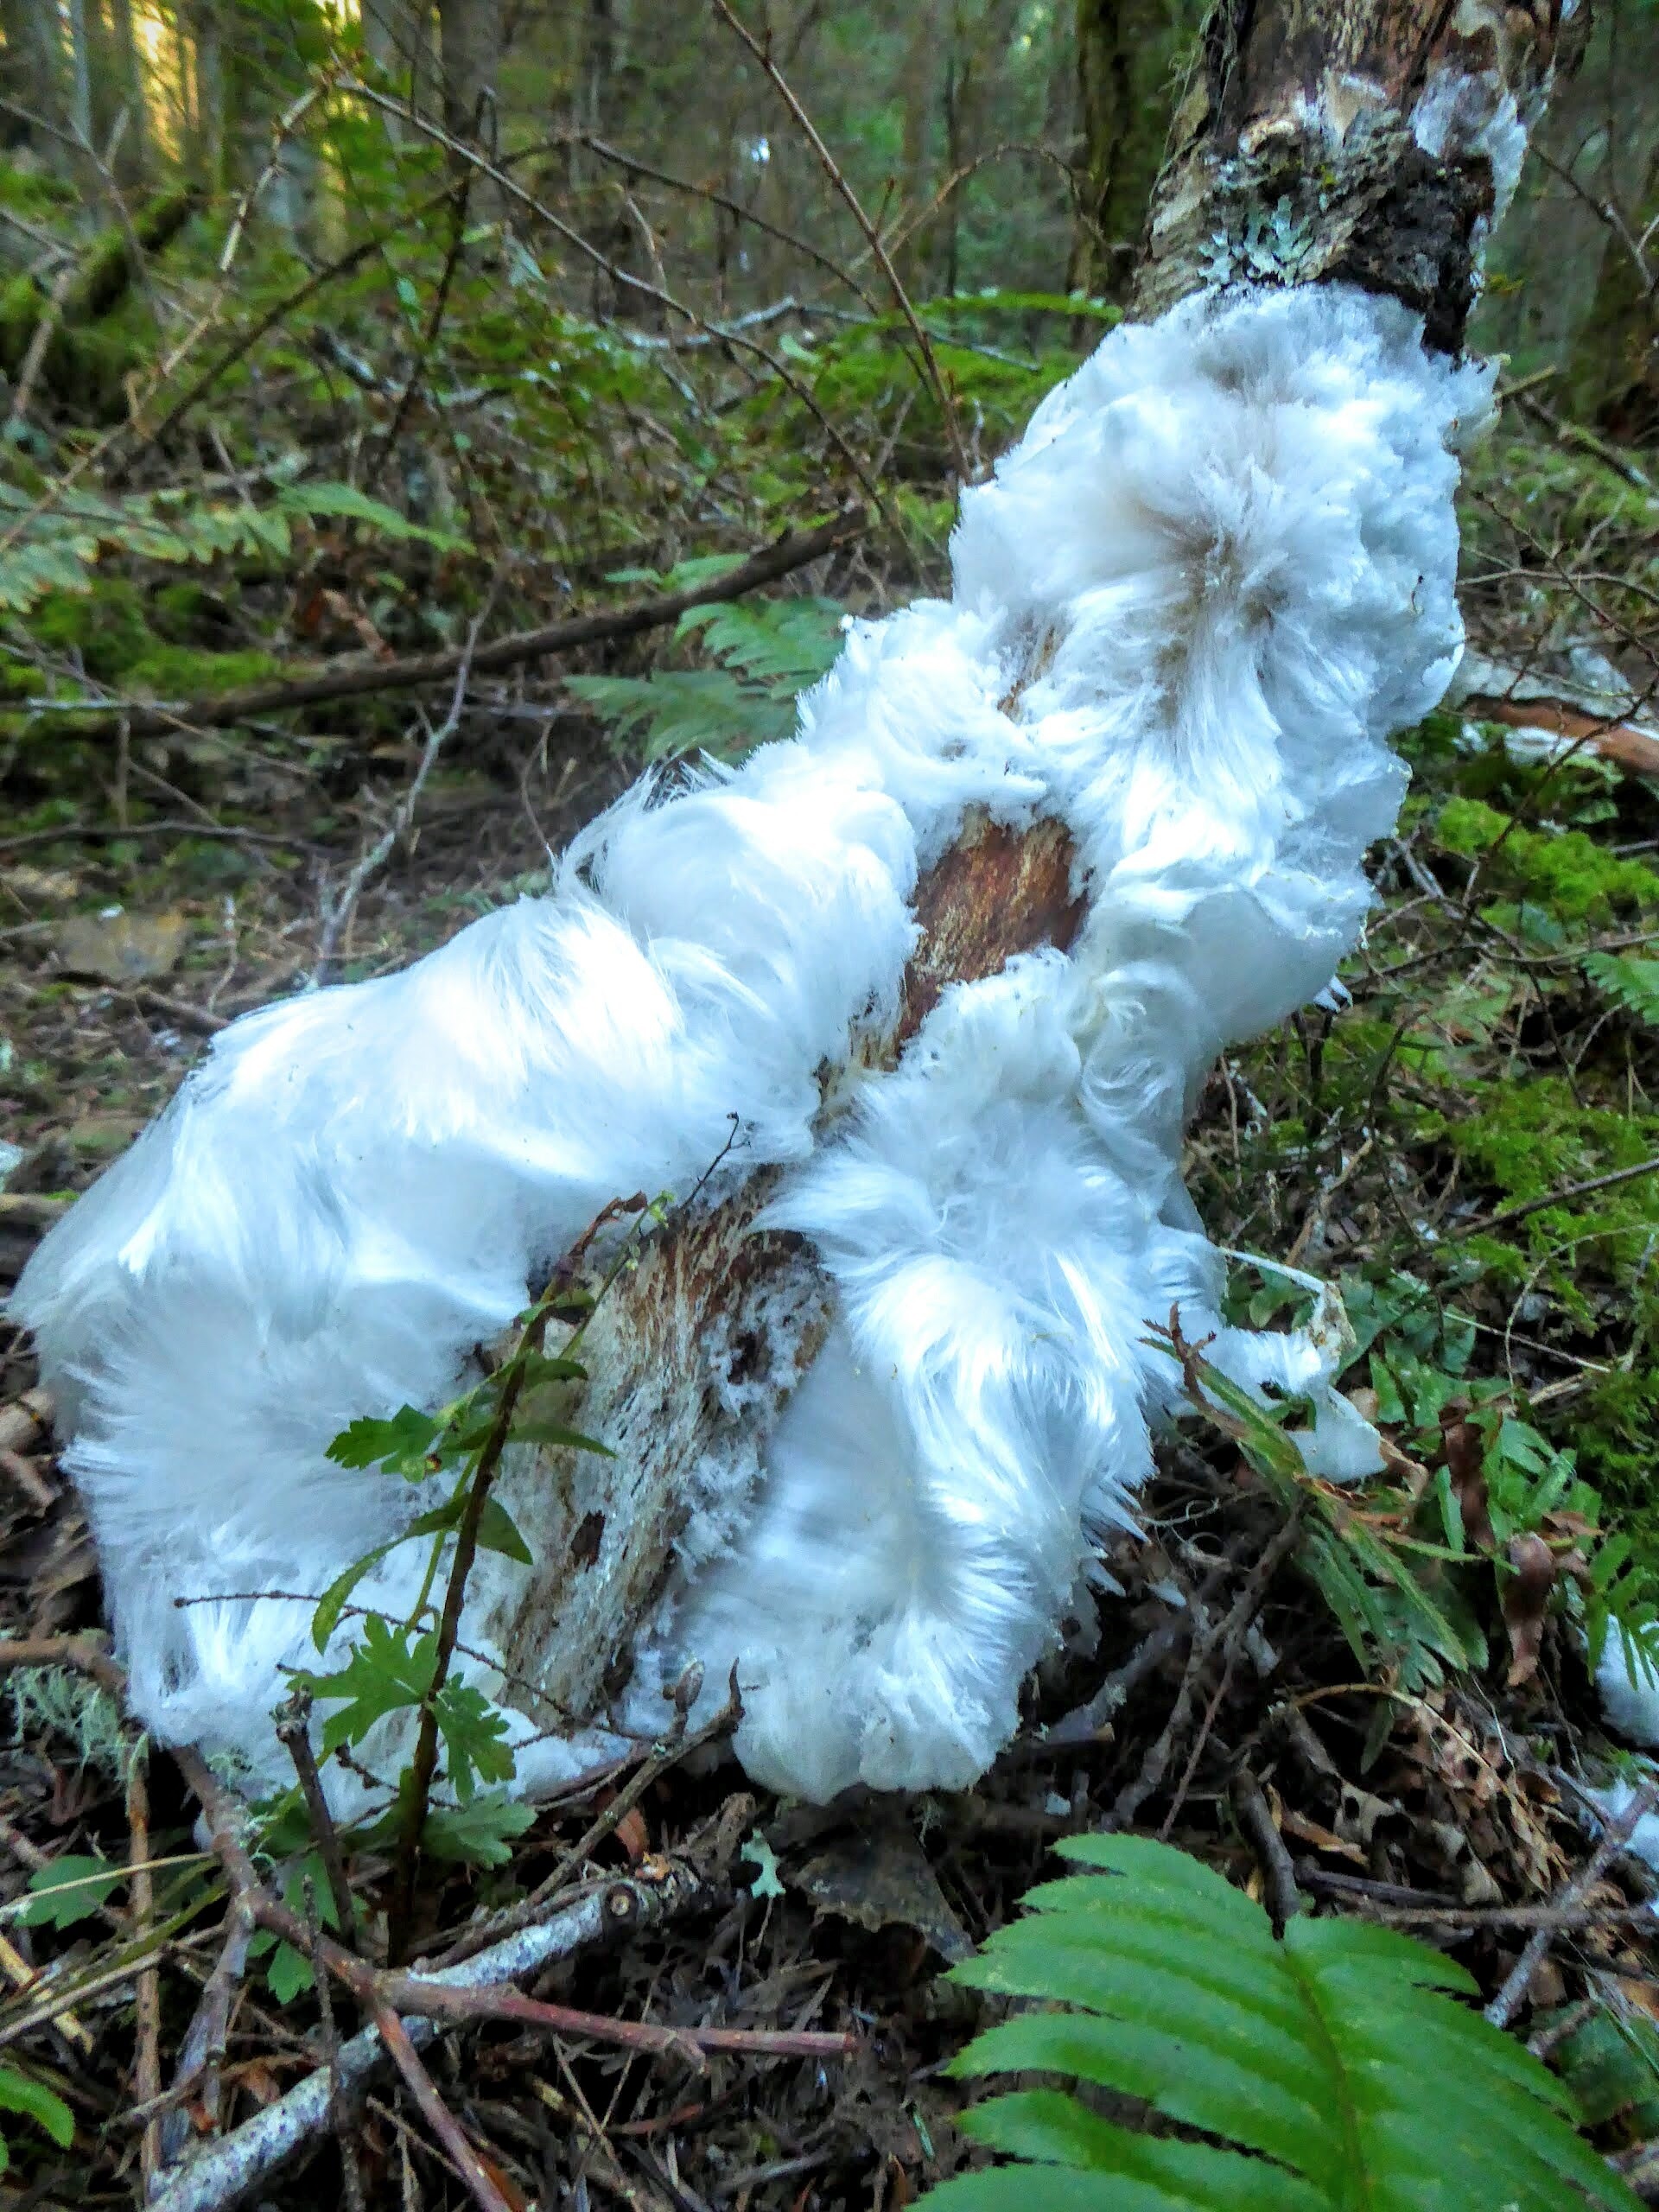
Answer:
276, 1690, 357, 1948
128, 1751, 163, 2196
1449, 1154, 1659, 1242
1485, 1778, 1659, 2029
374, 1978, 856, 2065
41, 508, 863, 738
1231, 1768, 1304, 1936
147, 1852, 718, 2212
0, 1633, 126, 1698
374, 2000, 512, 2212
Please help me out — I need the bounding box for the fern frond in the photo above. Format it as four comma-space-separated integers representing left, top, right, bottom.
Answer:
930, 1834, 1636, 2212
569, 593, 845, 760
1585, 951, 1659, 1028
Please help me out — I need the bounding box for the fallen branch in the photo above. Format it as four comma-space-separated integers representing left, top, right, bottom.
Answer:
148, 1859, 740, 2212
1484, 1777, 1659, 2029
151, 1749, 809, 2212
28, 508, 863, 738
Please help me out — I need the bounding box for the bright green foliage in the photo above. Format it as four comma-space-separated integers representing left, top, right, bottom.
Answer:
0, 2064, 74, 2176
929, 1834, 1637, 2212
420, 1793, 537, 1868
248, 1215, 656, 1918
15, 1854, 128, 1931
1585, 952, 1659, 1027
1177, 1331, 1487, 1692
1437, 798, 1659, 926
291, 1615, 515, 1799
0, 478, 467, 626
568, 588, 846, 760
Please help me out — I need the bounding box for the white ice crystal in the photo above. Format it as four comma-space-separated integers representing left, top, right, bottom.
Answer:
13, 283, 1495, 1807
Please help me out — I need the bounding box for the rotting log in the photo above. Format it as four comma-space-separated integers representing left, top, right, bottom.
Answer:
482, 810, 1087, 1715
492, 0, 1581, 1738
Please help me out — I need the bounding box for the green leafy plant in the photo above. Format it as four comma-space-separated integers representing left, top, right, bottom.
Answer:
567, 571, 845, 760
0, 2063, 73, 2177
1584, 951, 1659, 1029
928, 1833, 1637, 2210
243, 1195, 660, 1963
0, 476, 468, 624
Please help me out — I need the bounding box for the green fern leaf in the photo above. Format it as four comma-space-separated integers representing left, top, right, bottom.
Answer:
930, 1834, 1636, 2212
568, 594, 845, 761
1585, 952, 1659, 1027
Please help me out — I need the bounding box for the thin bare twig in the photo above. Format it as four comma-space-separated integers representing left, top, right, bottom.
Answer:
306, 1880, 366, 2212
276, 1690, 357, 1947
1485, 1779, 1659, 2029
709, 0, 971, 486
315, 613, 484, 980
128, 1746, 163, 2196
375, 1999, 512, 2212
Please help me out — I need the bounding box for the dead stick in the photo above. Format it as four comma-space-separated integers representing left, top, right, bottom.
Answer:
40, 508, 863, 737
1485, 1779, 1659, 2029
129, 1748, 163, 2196
276, 1691, 357, 1948
1231, 1769, 1303, 1936
374, 2001, 512, 2212
148, 1844, 711, 2212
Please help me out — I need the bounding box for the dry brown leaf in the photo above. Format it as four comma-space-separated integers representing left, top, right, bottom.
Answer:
1503, 1531, 1557, 1688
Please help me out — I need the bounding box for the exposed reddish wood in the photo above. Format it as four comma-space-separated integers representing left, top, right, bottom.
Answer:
493, 809, 1088, 1723
899, 815, 1084, 1045
1464, 693, 1659, 780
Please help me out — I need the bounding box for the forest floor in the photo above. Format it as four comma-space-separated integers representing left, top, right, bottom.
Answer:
3, 229, 1659, 2203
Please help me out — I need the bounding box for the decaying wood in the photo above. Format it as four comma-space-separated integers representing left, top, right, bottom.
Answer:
489, 805, 1086, 1726
1133, 0, 1577, 353
494, 0, 1582, 1733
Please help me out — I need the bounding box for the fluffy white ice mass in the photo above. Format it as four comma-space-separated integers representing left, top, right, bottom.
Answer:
14, 282, 1497, 1808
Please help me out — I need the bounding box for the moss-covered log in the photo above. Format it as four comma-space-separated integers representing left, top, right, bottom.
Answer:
0, 186, 199, 414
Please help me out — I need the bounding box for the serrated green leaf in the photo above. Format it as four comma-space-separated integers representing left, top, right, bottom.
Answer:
264, 1939, 314, 2005
431, 1677, 515, 1800
326, 1405, 441, 1476
293, 1615, 437, 1750
421, 1793, 536, 1867
16, 1854, 126, 1930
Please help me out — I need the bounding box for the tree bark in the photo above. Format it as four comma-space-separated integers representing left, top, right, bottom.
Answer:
1074, 0, 1189, 299
1133, 0, 1577, 353
437, 0, 501, 152
488, 0, 1580, 1737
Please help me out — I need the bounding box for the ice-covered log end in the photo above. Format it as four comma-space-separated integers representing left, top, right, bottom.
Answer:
9, 265, 1511, 1815
12, 0, 1579, 1808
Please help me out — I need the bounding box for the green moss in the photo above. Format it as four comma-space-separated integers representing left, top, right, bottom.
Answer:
1436, 1076, 1659, 1323
1437, 796, 1659, 925
150, 583, 210, 639
29, 582, 152, 682
124, 645, 281, 696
